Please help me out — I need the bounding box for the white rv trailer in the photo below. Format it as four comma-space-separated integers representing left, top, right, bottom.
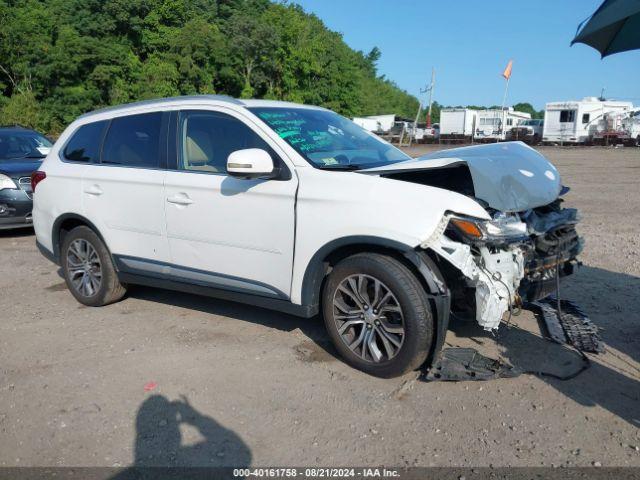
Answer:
352, 114, 396, 134
543, 97, 633, 144
439, 108, 477, 143
473, 108, 531, 142
592, 108, 640, 146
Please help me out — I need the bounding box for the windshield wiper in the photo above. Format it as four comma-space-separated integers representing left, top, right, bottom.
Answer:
316, 164, 361, 171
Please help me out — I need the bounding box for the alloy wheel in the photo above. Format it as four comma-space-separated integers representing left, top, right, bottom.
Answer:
66, 239, 102, 297
332, 274, 405, 363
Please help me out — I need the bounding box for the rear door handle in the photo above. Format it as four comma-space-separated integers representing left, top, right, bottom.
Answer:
166, 194, 194, 206
84, 185, 103, 196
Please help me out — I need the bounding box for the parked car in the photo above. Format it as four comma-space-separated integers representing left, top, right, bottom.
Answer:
507, 119, 544, 144
32, 96, 583, 378
413, 123, 439, 143
0, 125, 52, 230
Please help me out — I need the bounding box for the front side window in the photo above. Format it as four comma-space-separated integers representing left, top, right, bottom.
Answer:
250, 107, 411, 170
0, 132, 52, 160
560, 110, 576, 123
178, 111, 276, 174
582, 113, 590, 124
102, 112, 162, 168
63, 121, 107, 162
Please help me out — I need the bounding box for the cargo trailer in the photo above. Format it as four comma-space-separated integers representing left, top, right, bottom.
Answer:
439, 108, 477, 143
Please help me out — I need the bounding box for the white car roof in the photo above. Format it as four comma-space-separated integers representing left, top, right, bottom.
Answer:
78, 95, 326, 121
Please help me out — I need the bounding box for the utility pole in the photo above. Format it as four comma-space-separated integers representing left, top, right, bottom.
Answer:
426, 67, 436, 128
410, 68, 436, 147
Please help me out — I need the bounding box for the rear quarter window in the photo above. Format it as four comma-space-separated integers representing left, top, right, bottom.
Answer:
63, 121, 108, 162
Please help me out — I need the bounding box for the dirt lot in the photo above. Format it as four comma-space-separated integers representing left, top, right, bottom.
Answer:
1, 145, 639, 468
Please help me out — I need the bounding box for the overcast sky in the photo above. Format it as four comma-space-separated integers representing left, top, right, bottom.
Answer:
294, 0, 640, 109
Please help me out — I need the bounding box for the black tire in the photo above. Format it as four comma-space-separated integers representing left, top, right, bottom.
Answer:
322, 253, 435, 378
61, 226, 127, 307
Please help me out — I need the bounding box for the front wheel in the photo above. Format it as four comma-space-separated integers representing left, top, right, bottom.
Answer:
322, 253, 435, 378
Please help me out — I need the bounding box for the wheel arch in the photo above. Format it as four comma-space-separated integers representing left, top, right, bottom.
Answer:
52, 213, 107, 261
300, 236, 452, 361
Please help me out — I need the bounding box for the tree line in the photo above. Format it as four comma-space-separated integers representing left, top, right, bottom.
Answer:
0, 0, 420, 135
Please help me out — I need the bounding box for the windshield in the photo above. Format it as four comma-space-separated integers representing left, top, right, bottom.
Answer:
249, 107, 411, 169
0, 131, 52, 160
521, 119, 542, 126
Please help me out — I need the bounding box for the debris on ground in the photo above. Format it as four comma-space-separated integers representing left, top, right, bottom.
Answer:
143, 381, 158, 392
528, 298, 604, 353
423, 348, 521, 382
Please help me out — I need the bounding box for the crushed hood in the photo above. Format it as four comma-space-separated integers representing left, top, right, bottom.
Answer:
362, 142, 562, 212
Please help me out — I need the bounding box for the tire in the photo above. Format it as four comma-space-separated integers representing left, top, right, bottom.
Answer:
61, 226, 127, 307
322, 253, 435, 378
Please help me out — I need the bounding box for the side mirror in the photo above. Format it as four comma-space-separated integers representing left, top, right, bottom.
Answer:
227, 148, 275, 179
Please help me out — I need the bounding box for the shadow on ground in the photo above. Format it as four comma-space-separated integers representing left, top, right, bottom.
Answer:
111, 395, 251, 478
447, 263, 640, 428
129, 284, 338, 359
43, 239, 640, 433
0, 227, 34, 238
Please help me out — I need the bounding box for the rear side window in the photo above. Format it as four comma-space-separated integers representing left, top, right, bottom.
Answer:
102, 112, 162, 168
63, 121, 107, 162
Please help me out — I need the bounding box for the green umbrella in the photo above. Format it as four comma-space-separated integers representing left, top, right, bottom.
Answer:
572, 0, 640, 57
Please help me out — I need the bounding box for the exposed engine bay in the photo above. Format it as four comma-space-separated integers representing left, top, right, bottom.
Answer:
363, 142, 583, 331
422, 204, 582, 331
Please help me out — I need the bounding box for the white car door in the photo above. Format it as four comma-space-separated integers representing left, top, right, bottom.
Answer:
163, 108, 297, 300
82, 111, 170, 265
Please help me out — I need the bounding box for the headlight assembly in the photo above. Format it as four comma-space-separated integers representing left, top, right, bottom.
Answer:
0, 174, 18, 191
448, 213, 528, 244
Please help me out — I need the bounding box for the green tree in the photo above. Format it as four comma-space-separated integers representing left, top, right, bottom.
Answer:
513, 102, 543, 119
0, 0, 422, 134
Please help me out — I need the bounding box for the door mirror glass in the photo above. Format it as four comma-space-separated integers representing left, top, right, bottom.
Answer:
227, 148, 275, 179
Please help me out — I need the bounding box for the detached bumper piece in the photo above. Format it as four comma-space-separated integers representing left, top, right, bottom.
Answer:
528, 298, 604, 354
423, 347, 521, 382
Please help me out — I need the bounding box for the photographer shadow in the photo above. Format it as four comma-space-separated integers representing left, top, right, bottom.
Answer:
112, 394, 251, 478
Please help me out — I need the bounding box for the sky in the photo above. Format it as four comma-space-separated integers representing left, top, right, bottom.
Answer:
293, 0, 640, 110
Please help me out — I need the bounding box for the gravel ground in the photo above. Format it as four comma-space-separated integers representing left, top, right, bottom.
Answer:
0, 145, 639, 468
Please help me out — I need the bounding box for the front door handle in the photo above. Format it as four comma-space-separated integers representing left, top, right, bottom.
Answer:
84, 185, 103, 196
166, 194, 194, 206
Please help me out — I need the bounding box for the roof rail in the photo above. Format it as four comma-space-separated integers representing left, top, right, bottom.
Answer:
78, 95, 243, 119
0, 124, 29, 129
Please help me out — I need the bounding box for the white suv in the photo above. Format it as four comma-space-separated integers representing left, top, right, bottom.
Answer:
32, 96, 583, 378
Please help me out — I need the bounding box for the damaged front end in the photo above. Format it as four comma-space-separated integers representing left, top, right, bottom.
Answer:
365, 142, 584, 332
423, 203, 582, 331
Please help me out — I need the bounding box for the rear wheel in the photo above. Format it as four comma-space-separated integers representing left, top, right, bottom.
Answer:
61, 226, 127, 306
322, 253, 435, 378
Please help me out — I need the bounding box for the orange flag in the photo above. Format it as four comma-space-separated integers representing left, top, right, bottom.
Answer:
502, 60, 513, 80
